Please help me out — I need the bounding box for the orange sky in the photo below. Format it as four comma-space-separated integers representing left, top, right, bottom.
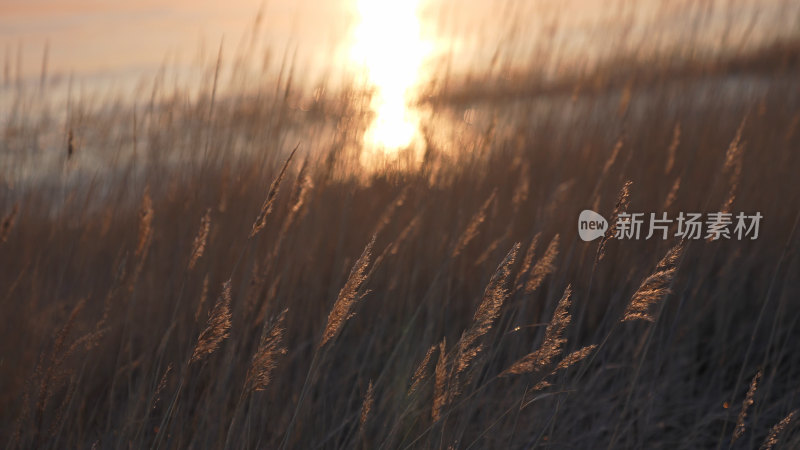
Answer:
1, 0, 796, 87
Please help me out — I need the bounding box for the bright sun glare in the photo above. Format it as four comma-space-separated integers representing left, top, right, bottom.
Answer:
350, 0, 430, 153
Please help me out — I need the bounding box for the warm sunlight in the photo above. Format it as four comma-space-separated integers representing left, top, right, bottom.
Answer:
350, 0, 430, 153
5, 0, 800, 447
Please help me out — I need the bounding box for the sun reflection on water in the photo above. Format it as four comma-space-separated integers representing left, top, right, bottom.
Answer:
350, 0, 431, 156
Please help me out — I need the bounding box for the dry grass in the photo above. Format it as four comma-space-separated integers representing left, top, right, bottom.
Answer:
191, 280, 232, 364
1, 5, 800, 449
503, 286, 572, 376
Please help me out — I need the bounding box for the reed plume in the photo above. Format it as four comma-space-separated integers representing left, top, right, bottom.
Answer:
524, 234, 559, 294
589, 137, 624, 212
503, 285, 572, 375
250, 146, 297, 238
622, 242, 683, 323
194, 274, 209, 322
191, 279, 232, 363
408, 344, 436, 396
452, 189, 496, 258
319, 235, 375, 348
124, 189, 155, 294
245, 309, 287, 393
188, 208, 211, 270
151, 364, 173, 411
760, 410, 797, 450
555, 344, 597, 370
511, 163, 530, 212
432, 338, 448, 422
360, 380, 375, 428
545, 180, 576, 219
602, 138, 623, 178
513, 233, 540, 290
280, 160, 313, 234
136, 188, 154, 258
389, 215, 421, 257
474, 234, 506, 267
732, 370, 761, 445
724, 117, 747, 173
662, 176, 681, 210
523, 344, 598, 396
597, 180, 632, 261
372, 185, 409, 238
665, 123, 680, 174
456, 243, 519, 375
721, 118, 747, 213
36, 299, 85, 423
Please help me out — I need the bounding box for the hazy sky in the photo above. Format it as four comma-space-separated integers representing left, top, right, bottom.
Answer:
1, 0, 797, 87
1, 0, 353, 83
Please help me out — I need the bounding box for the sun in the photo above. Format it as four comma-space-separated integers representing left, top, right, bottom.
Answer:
350, 0, 430, 153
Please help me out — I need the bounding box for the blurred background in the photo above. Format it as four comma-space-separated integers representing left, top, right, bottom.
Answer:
2, 2, 800, 448
2, 0, 798, 86
2, 0, 799, 177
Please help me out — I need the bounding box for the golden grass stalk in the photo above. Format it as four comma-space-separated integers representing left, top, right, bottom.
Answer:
191, 279, 232, 363
589, 137, 624, 213
602, 138, 624, 178
513, 233, 540, 290
126, 189, 155, 294
474, 234, 506, 267
731, 370, 761, 445
555, 344, 597, 371
721, 117, 747, 214
521, 344, 598, 398
36, 299, 85, 421
621, 242, 684, 323
249, 146, 297, 238
360, 380, 375, 428
724, 117, 747, 173
319, 235, 375, 348
372, 185, 409, 239
432, 338, 448, 422
511, 163, 530, 212
360, 204, 417, 282
194, 274, 210, 322
253, 274, 282, 325
665, 122, 681, 174
597, 180, 632, 261
408, 344, 436, 396
272, 160, 313, 261
531, 380, 552, 391
662, 176, 681, 211
524, 234, 560, 294
451, 189, 496, 258
503, 285, 572, 376
760, 410, 797, 450
245, 309, 287, 394
151, 364, 173, 411
389, 215, 421, 257
456, 243, 519, 375
136, 188, 154, 258
546, 180, 576, 219
188, 208, 211, 270
244, 261, 265, 315
283, 161, 313, 227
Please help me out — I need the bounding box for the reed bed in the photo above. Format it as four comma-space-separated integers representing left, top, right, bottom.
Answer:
1, 8, 800, 449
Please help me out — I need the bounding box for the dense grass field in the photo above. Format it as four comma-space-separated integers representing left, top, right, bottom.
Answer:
2, 5, 800, 448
